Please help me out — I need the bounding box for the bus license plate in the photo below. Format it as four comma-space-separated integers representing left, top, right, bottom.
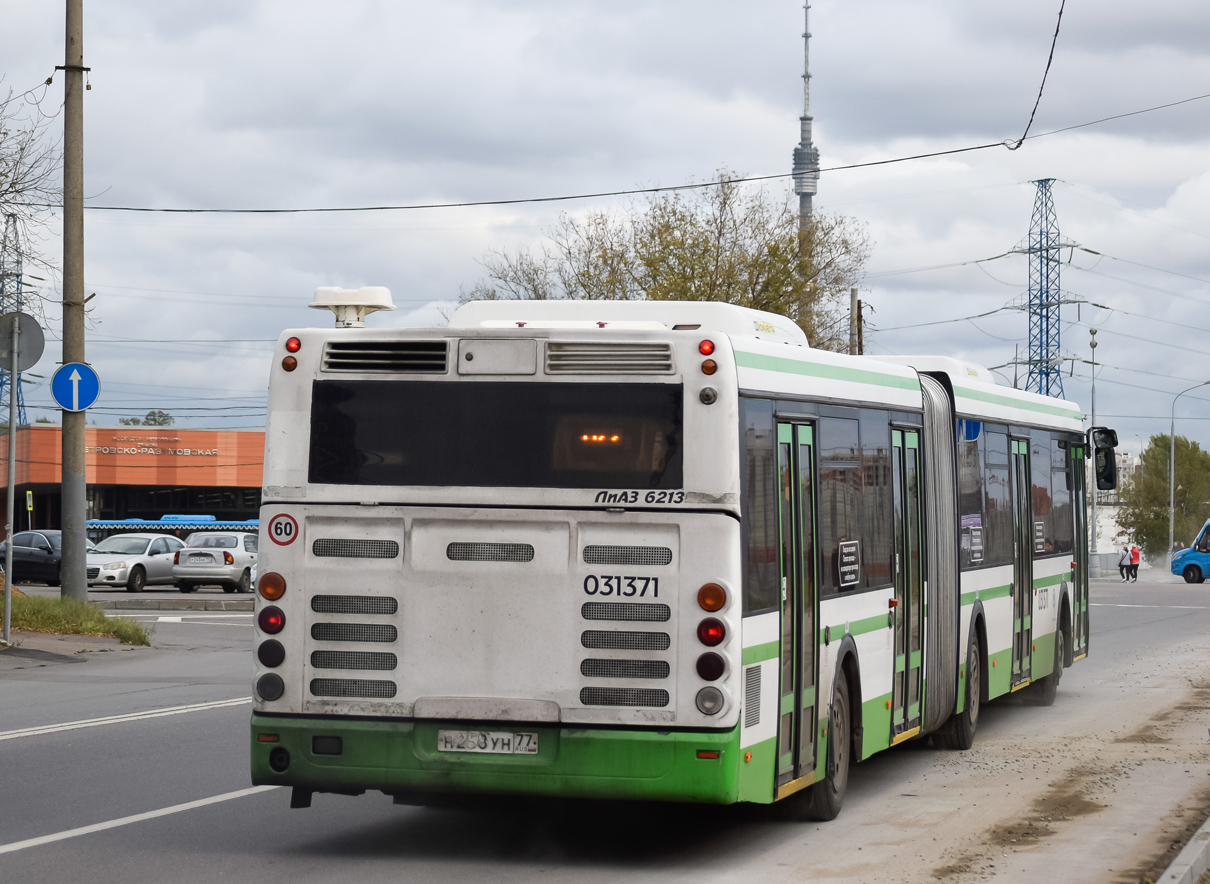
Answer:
437, 730, 539, 755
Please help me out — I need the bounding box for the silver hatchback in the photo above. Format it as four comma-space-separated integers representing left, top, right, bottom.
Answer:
173, 532, 258, 593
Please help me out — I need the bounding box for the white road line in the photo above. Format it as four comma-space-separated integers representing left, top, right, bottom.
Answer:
1091, 603, 1210, 610
0, 786, 280, 855
0, 697, 253, 742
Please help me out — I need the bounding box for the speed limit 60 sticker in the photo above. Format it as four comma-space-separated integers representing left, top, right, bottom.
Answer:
268, 513, 299, 546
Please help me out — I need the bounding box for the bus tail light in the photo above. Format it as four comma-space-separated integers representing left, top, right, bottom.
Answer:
259, 572, 286, 601
701, 359, 717, 375
699, 340, 715, 355
282, 356, 298, 371
696, 652, 725, 681
696, 750, 720, 760
697, 618, 725, 646
259, 607, 285, 634
258, 639, 286, 667
697, 583, 726, 612
224, 551, 234, 565
696, 687, 724, 715
285, 336, 302, 352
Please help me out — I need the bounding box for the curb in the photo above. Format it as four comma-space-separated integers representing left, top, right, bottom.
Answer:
92, 599, 253, 612
1161, 815, 1210, 884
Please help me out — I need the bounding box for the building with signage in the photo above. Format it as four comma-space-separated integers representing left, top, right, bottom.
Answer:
0, 425, 264, 537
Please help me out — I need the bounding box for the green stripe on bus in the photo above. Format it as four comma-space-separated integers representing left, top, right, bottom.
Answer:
735, 351, 921, 392
960, 583, 1012, 606
1033, 572, 1071, 588
742, 641, 780, 665
819, 612, 889, 645
953, 384, 1082, 419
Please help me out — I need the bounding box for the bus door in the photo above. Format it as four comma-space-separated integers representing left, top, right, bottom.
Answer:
1070, 444, 1089, 658
890, 429, 925, 738
776, 422, 818, 786
1010, 437, 1033, 683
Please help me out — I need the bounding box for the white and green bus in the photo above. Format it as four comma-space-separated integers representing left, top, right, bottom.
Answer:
251, 292, 1117, 819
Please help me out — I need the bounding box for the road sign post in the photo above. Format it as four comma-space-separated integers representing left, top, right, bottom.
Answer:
50, 361, 99, 604
2, 312, 46, 645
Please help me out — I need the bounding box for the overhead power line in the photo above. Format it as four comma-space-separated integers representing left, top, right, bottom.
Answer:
1005, 0, 1066, 150
24, 90, 1206, 216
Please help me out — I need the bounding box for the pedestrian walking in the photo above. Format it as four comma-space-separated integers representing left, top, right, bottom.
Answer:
1118, 546, 1130, 581
1130, 544, 1141, 582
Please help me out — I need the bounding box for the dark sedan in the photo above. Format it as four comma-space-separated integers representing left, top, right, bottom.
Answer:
0, 530, 64, 585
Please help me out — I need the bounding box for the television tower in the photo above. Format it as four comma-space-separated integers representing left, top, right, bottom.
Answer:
1023, 180, 1064, 398
791, 2, 820, 230
0, 215, 29, 428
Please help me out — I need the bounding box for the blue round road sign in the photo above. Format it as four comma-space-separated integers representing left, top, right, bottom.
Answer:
51, 362, 101, 412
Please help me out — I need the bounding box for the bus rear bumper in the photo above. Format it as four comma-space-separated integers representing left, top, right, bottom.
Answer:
251, 714, 741, 804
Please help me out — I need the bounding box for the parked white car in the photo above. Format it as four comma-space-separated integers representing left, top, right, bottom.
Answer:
173, 531, 258, 593
87, 533, 186, 592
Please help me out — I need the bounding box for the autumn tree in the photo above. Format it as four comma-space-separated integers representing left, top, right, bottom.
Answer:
1116, 434, 1210, 558
463, 172, 871, 350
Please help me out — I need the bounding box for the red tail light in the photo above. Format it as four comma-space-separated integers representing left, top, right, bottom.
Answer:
697, 618, 725, 646
699, 339, 715, 355
224, 551, 234, 565
173, 551, 180, 565
285, 336, 302, 353
258, 607, 285, 634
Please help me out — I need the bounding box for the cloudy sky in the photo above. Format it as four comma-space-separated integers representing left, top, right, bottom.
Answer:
2, 0, 1209, 454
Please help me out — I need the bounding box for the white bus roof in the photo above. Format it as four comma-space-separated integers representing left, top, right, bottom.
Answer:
450, 300, 809, 347
870, 355, 1085, 431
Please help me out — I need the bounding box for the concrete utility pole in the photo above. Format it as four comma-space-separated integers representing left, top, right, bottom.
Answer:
1088, 329, 1099, 577
59, 0, 88, 601
848, 287, 858, 355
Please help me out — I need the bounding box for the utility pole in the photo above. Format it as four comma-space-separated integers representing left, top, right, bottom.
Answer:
848, 287, 858, 355
1088, 328, 1099, 577
59, 0, 88, 601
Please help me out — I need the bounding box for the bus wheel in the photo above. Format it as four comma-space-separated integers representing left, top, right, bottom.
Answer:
934, 634, 980, 750
1034, 625, 1065, 707
789, 675, 851, 821
1183, 565, 1203, 584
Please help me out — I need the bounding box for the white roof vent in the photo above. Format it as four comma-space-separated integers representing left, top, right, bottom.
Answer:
310, 286, 397, 328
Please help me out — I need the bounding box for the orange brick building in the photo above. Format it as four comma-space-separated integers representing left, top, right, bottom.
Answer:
0, 426, 264, 537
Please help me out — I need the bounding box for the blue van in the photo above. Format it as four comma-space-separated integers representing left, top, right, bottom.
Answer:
1171, 518, 1210, 583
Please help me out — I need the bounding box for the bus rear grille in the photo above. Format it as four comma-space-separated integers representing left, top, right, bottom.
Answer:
744, 666, 761, 727
310, 678, 397, 699
311, 650, 398, 671
581, 602, 671, 622
313, 538, 399, 559
581, 630, 670, 651
579, 687, 669, 708
311, 595, 398, 615
322, 340, 448, 373
545, 342, 674, 374
446, 542, 535, 562
580, 659, 670, 679
583, 545, 673, 566
311, 623, 398, 643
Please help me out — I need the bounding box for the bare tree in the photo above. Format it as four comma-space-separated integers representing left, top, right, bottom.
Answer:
0, 78, 62, 308
463, 171, 871, 350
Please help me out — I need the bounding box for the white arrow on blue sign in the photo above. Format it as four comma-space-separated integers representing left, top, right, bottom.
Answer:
51, 362, 101, 412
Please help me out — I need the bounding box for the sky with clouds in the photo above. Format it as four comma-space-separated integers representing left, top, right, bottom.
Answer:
1, 0, 1209, 455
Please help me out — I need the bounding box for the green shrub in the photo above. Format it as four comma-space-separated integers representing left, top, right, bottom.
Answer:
10, 595, 152, 646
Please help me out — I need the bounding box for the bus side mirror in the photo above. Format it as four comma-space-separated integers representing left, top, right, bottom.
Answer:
1089, 426, 1118, 491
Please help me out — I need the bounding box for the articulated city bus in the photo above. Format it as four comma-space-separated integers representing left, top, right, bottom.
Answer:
250, 293, 1116, 820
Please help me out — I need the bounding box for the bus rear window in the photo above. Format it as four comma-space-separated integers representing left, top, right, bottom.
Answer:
309, 380, 683, 489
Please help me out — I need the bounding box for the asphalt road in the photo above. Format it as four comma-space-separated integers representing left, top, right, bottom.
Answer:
1, 572, 1209, 884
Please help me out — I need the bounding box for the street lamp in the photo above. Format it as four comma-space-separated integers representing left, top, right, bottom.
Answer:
1169, 381, 1210, 567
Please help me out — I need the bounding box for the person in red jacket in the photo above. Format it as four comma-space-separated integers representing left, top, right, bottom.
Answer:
1130, 544, 1141, 582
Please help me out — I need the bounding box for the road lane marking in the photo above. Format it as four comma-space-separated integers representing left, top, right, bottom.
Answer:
0, 786, 280, 855
1091, 603, 1210, 610
0, 697, 253, 742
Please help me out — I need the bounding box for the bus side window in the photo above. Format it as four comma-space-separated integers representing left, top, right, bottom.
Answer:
740, 398, 779, 615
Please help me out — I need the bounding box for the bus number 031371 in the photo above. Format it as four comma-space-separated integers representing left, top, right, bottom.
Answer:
583, 575, 659, 597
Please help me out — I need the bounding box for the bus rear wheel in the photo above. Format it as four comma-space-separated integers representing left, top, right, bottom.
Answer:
1184, 565, 1203, 584
784, 675, 851, 822
1034, 624, 1065, 707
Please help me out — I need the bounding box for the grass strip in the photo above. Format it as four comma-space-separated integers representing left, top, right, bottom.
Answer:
9, 595, 152, 646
